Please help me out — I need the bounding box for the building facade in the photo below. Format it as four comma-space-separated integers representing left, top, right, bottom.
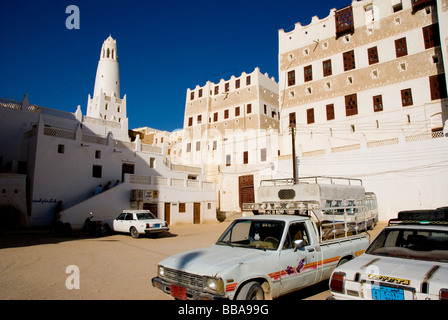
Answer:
274, 0, 448, 220
181, 68, 280, 213
0, 36, 216, 229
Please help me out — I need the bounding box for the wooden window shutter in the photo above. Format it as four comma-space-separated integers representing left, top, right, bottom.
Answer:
326, 104, 335, 121
345, 93, 358, 116
423, 23, 440, 49
307, 108, 315, 124
289, 112, 296, 126
335, 6, 354, 38
323, 59, 332, 77
429, 74, 447, 100
401, 88, 413, 106
304, 65, 313, 82
373, 95, 383, 112
395, 37, 408, 58
343, 50, 356, 71
368, 46, 379, 65
288, 70, 296, 86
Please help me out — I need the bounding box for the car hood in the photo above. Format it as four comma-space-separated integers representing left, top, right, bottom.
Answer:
158, 244, 271, 277
337, 254, 448, 294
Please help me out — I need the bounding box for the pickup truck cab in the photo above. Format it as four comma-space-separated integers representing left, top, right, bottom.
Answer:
102, 210, 169, 238
152, 214, 369, 300
328, 208, 448, 300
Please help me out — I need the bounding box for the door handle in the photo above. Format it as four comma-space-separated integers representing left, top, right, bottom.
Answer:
307, 247, 315, 252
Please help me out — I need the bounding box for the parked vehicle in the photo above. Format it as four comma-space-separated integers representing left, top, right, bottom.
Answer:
328, 208, 448, 300
152, 214, 369, 300
101, 210, 169, 238
82, 212, 103, 236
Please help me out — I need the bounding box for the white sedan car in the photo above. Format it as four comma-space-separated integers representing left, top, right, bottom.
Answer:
102, 210, 169, 238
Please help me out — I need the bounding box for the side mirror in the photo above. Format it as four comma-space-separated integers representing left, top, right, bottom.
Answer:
293, 239, 305, 251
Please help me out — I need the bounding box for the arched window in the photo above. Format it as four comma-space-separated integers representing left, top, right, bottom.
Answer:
107, 48, 110, 58
111, 49, 114, 59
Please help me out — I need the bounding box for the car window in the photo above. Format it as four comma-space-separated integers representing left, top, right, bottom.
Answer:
125, 213, 134, 220
116, 213, 126, 220
283, 222, 310, 249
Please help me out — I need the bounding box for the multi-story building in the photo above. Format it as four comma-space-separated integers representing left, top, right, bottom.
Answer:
278, 0, 447, 157
181, 68, 280, 213
275, 0, 448, 220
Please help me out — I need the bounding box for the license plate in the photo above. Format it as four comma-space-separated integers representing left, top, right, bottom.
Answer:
154, 224, 160, 228
371, 285, 404, 300
170, 285, 187, 300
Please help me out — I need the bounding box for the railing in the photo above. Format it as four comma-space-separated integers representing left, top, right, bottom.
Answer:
129, 174, 215, 191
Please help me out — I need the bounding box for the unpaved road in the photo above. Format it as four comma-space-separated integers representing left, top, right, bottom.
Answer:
0, 220, 385, 300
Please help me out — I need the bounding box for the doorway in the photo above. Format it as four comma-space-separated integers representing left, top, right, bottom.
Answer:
193, 202, 201, 224
239, 175, 255, 210
164, 203, 171, 225
122, 162, 135, 182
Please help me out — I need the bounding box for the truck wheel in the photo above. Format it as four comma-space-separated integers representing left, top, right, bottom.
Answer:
236, 281, 264, 300
130, 227, 140, 239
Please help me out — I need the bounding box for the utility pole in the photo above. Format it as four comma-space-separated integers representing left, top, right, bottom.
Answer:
290, 119, 298, 184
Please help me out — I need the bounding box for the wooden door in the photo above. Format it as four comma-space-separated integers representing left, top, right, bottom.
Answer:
193, 202, 201, 224
164, 203, 171, 225
239, 175, 255, 210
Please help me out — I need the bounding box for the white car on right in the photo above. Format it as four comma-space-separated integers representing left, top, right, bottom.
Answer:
328, 208, 448, 300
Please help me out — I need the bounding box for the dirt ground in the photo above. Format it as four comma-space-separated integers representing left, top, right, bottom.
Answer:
0, 219, 386, 300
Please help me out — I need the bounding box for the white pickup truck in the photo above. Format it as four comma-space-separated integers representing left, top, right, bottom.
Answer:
151, 214, 369, 300
328, 208, 448, 300
102, 210, 169, 238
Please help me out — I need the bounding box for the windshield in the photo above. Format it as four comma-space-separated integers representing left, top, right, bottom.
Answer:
216, 219, 285, 250
366, 228, 448, 263
136, 212, 156, 220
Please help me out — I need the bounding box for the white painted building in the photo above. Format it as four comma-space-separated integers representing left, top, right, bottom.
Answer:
0, 36, 216, 230
274, 0, 448, 220
181, 68, 280, 214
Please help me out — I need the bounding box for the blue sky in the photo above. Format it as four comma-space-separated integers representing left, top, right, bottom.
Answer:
0, 0, 350, 132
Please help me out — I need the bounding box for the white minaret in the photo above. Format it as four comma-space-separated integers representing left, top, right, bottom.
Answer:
87, 35, 127, 130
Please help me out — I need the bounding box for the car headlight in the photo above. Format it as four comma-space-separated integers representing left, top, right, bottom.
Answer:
205, 277, 224, 294
158, 265, 165, 278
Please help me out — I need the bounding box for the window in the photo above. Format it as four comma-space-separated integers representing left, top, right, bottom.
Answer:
395, 37, 408, 58
304, 65, 313, 82
92, 165, 102, 178
95, 150, 101, 159
261, 148, 267, 162
401, 88, 413, 107
429, 74, 447, 100
423, 24, 440, 49
235, 79, 240, 89
326, 104, 335, 121
343, 50, 356, 71
307, 108, 315, 124
323, 59, 332, 77
197, 114, 202, 124
224, 109, 229, 119
345, 93, 358, 116
392, 0, 403, 12
243, 151, 249, 164
58, 144, 65, 154
190, 92, 194, 100
246, 76, 251, 85
214, 112, 218, 122
186, 143, 191, 153
368, 46, 379, 65
213, 140, 217, 150
150, 157, 156, 168
225, 83, 230, 92
188, 117, 193, 127
196, 141, 201, 151
179, 203, 186, 213
283, 222, 310, 249
264, 105, 267, 114
289, 112, 296, 126
214, 86, 219, 95
198, 89, 203, 98
226, 154, 231, 167
288, 70, 295, 86
247, 104, 252, 114
373, 95, 383, 112
335, 5, 354, 38
235, 106, 240, 117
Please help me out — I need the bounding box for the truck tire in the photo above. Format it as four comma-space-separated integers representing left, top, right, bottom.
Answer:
130, 227, 140, 239
236, 281, 264, 300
